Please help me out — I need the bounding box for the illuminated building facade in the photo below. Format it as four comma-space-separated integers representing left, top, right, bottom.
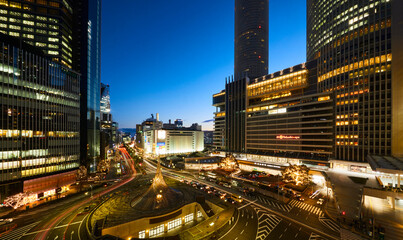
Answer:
0, 0, 74, 69
307, 0, 403, 161
73, 0, 102, 171
100, 83, 111, 159
0, 34, 80, 201
212, 91, 225, 150
143, 129, 204, 156
235, 0, 268, 80
140, 115, 204, 155
213, 0, 403, 165
100, 83, 111, 139
246, 62, 334, 165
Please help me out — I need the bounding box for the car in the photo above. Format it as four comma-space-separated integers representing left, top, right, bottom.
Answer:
0, 218, 13, 223
231, 194, 243, 203
317, 198, 324, 205
226, 198, 235, 204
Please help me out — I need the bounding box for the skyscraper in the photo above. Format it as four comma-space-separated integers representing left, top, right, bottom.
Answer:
307, 0, 403, 161
235, 0, 269, 80
73, 0, 102, 172
213, 0, 403, 168
0, 33, 80, 201
0, 0, 74, 68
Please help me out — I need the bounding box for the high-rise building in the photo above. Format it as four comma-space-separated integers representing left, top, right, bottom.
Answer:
0, 0, 103, 171
212, 91, 225, 151
307, 0, 403, 161
235, 0, 268, 80
0, 33, 80, 201
0, 0, 74, 68
213, 0, 403, 167
73, 0, 102, 172
100, 83, 111, 131
100, 83, 111, 160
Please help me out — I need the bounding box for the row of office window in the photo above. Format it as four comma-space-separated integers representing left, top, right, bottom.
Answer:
0, 129, 78, 138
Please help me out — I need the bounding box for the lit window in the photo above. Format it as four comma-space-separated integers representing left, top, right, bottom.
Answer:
23, 20, 34, 26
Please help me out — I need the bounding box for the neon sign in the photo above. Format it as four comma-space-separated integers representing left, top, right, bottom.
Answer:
276, 135, 300, 140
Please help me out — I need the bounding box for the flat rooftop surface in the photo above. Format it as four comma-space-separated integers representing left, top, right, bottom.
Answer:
367, 155, 403, 173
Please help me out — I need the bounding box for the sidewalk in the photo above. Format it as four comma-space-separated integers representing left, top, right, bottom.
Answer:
324, 169, 403, 239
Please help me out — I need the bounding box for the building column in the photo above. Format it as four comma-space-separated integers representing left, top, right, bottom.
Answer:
164, 223, 168, 233
194, 205, 197, 222
398, 175, 401, 188
387, 196, 396, 210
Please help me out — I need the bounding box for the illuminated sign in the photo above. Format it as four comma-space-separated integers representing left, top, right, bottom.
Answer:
276, 135, 300, 140
157, 142, 165, 149
268, 108, 287, 115
157, 130, 166, 140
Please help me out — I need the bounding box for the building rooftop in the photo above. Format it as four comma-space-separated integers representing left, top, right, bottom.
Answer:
367, 155, 403, 174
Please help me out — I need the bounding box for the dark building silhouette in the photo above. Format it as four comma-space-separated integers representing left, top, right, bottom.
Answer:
235, 0, 269, 80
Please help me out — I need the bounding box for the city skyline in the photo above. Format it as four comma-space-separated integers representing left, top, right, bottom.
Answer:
102, 0, 306, 129
0, 1, 402, 239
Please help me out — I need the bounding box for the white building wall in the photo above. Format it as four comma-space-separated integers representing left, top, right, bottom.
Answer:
166, 134, 194, 154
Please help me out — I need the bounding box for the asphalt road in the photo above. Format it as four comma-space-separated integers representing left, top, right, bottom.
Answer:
1, 148, 342, 240
144, 157, 341, 240
1, 148, 138, 240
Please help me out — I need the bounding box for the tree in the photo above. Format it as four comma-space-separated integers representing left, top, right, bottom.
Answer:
282, 164, 311, 186
3, 192, 37, 209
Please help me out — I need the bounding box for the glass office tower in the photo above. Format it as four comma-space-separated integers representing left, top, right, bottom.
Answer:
0, 0, 74, 69
0, 34, 80, 201
307, 0, 403, 161
74, 0, 101, 172
235, 0, 269, 80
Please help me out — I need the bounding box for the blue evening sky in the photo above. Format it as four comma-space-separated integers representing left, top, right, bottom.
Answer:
101, 0, 306, 130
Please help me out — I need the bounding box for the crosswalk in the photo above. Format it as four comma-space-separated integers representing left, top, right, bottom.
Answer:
289, 200, 323, 216
1, 221, 40, 240
256, 196, 293, 212
254, 207, 282, 240
319, 216, 340, 232
309, 232, 328, 240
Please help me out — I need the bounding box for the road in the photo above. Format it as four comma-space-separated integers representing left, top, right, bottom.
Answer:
1, 147, 138, 240
1, 147, 341, 240
144, 157, 340, 240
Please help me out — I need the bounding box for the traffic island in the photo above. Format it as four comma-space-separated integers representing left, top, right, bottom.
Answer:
88, 162, 232, 239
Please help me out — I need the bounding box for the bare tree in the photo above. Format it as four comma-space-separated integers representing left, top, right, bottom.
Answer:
282, 164, 311, 186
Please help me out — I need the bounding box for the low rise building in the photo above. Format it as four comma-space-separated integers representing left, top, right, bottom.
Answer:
140, 114, 204, 156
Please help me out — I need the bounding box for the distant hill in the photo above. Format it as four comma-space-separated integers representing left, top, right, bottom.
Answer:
119, 128, 136, 137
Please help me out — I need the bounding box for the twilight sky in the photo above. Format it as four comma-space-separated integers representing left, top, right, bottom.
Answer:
101, 0, 306, 130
